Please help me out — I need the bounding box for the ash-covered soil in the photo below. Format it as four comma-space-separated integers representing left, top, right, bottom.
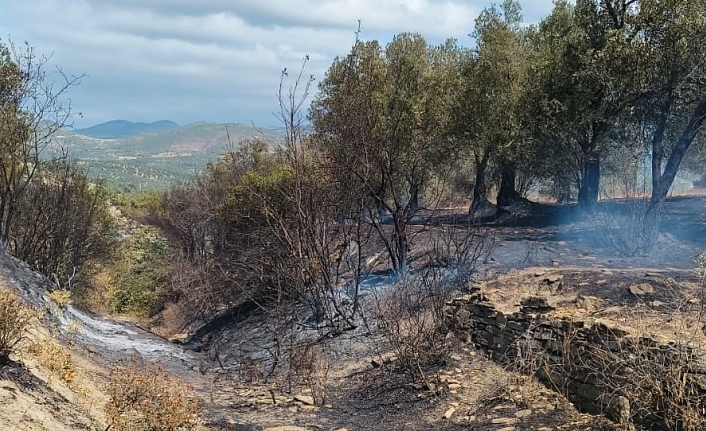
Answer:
2, 195, 706, 431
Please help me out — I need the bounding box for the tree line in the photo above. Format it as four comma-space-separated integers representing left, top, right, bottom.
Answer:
149, 0, 706, 324
3, 0, 706, 325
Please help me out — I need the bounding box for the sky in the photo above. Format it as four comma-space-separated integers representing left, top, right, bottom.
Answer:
1, 0, 556, 129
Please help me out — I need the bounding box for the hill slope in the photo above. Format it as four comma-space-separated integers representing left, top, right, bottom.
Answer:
75, 120, 179, 139
52, 122, 284, 191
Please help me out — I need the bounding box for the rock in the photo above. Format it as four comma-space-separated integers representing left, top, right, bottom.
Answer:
514, 409, 532, 418
264, 427, 310, 431
574, 295, 602, 310
628, 283, 654, 296
294, 394, 315, 405
443, 406, 457, 419
167, 332, 189, 343
497, 428, 516, 431
492, 417, 518, 425
650, 300, 664, 308
534, 270, 546, 277
521, 296, 556, 312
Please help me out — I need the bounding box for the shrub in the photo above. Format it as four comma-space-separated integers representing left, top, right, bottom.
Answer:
109, 226, 172, 317
0, 288, 35, 364
105, 356, 201, 431
28, 340, 75, 383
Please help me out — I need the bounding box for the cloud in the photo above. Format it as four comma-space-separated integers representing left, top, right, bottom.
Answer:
0, 0, 555, 127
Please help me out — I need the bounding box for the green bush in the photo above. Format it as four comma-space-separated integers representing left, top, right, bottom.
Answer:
110, 226, 171, 317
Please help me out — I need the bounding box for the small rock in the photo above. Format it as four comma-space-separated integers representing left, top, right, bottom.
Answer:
650, 300, 664, 308
263, 427, 309, 431
294, 394, 315, 405
443, 406, 457, 419
628, 283, 654, 296
449, 353, 462, 361
534, 270, 546, 277
491, 417, 518, 425
497, 428, 516, 431
448, 383, 462, 390
514, 409, 532, 418
543, 274, 563, 284
689, 297, 700, 304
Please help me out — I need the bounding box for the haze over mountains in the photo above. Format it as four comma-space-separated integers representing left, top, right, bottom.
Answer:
76, 120, 180, 139
53, 120, 284, 191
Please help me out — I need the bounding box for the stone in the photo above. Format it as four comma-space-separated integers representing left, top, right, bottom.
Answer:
497, 428, 516, 431
294, 394, 315, 405
491, 417, 518, 425
264, 427, 310, 431
514, 409, 532, 418
628, 283, 654, 296
543, 274, 563, 284
443, 406, 457, 419
534, 270, 546, 277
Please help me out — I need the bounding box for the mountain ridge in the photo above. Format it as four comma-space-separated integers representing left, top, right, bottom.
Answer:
75, 119, 180, 139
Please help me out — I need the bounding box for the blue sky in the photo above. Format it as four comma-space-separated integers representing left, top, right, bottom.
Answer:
1, 0, 556, 128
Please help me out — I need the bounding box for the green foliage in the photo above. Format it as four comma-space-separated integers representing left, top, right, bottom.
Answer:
110, 226, 171, 317
219, 164, 294, 229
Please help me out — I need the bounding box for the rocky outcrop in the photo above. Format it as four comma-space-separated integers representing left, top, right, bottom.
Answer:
447, 288, 706, 430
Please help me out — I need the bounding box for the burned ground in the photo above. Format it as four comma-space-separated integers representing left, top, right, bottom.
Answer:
2, 195, 706, 430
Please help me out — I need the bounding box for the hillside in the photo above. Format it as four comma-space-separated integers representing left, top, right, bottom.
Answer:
52, 122, 284, 191
75, 120, 179, 139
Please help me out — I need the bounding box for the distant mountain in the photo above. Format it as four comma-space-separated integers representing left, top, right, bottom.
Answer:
75, 120, 179, 139
51, 122, 285, 192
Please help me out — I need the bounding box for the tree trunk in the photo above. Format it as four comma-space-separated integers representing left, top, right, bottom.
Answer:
557, 176, 572, 204
408, 183, 419, 213
651, 96, 706, 206
497, 161, 520, 207
650, 96, 672, 202
391, 215, 407, 277
578, 155, 600, 209
469, 149, 493, 215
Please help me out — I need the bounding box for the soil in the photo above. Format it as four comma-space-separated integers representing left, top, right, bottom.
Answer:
2, 195, 706, 431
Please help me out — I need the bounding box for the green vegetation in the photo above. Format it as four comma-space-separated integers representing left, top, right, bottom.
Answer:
52, 122, 285, 191
108, 226, 171, 317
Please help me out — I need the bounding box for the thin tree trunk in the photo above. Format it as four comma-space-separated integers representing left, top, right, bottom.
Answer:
651, 97, 706, 206
650, 95, 673, 202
